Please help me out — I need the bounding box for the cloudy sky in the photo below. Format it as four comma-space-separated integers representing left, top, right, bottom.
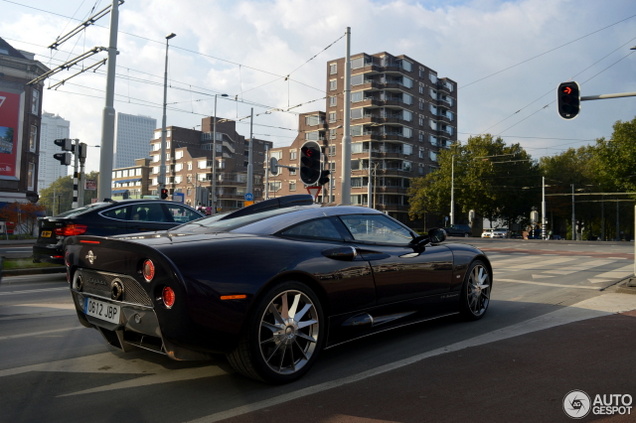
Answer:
2, 0, 635, 172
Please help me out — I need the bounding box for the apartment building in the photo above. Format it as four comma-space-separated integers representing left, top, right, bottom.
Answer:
148, 117, 272, 212
266, 51, 458, 224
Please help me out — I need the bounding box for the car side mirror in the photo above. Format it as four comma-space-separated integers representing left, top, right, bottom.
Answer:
428, 228, 446, 244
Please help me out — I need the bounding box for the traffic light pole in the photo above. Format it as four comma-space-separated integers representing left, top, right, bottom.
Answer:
581, 91, 636, 101
72, 139, 80, 209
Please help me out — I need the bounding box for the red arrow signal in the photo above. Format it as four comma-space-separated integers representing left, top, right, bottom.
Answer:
563, 86, 572, 94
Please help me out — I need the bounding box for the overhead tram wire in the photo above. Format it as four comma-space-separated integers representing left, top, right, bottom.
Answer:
460, 12, 636, 90
480, 36, 636, 135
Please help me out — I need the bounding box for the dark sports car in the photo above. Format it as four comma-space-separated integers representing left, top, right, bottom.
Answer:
64, 195, 492, 384
34, 199, 204, 264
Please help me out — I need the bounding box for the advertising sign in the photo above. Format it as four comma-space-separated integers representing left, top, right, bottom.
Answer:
0, 91, 21, 179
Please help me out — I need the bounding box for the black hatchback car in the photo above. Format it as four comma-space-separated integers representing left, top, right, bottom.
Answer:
33, 199, 204, 264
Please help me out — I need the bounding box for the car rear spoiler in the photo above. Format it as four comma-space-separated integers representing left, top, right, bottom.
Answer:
219, 195, 314, 220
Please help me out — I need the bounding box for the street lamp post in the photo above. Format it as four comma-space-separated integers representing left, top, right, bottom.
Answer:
211, 93, 228, 213
159, 32, 176, 196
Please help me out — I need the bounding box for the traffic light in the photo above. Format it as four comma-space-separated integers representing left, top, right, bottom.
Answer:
53, 152, 71, 166
557, 81, 580, 119
54, 138, 73, 151
160, 188, 169, 199
318, 170, 330, 186
299, 141, 321, 185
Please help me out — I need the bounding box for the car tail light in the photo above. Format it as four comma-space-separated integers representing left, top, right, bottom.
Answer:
161, 286, 176, 308
55, 224, 88, 237
142, 259, 155, 282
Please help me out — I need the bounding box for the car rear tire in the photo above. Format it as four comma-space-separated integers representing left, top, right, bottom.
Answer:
459, 260, 491, 320
227, 281, 324, 383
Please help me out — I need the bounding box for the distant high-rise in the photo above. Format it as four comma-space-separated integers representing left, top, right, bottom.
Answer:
39, 112, 70, 189
114, 113, 156, 168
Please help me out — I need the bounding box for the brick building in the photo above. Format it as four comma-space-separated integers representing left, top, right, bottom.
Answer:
266, 52, 457, 225
0, 37, 49, 205
149, 117, 272, 212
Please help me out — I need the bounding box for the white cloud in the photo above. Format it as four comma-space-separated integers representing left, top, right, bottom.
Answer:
1, 0, 634, 174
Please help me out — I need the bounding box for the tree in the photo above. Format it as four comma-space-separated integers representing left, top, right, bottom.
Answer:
592, 117, 636, 192
38, 171, 99, 215
0, 201, 46, 237
408, 134, 539, 228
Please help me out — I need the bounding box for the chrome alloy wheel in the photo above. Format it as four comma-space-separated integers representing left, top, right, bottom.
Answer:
463, 261, 491, 319
258, 289, 320, 376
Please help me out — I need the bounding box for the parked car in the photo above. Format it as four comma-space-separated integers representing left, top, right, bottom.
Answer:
492, 229, 509, 239
481, 229, 493, 238
64, 195, 493, 384
443, 223, 472, 237
33, 199, 204, 264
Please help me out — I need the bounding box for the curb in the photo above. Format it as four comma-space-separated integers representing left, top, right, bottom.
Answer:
2, 267, 65, 277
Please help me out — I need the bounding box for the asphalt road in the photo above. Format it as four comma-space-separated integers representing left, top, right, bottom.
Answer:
0, 239, 634, 422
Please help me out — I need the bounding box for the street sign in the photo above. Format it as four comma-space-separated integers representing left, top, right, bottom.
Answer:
244, 193, 253, 202
307, 186, 322, 201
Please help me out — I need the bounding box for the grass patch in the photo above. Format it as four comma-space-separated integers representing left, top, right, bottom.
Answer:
2, 258, 63, 270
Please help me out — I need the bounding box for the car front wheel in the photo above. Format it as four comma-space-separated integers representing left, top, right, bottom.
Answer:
227, 281, 324, 383
460, 260, 491, 320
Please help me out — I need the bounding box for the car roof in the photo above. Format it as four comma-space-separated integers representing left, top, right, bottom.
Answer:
173, 195, 388, 236
231, 204, 386, 235
53, 199, 201, 218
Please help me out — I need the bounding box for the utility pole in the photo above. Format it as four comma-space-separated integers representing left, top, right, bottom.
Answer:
340, 27, 352, 205
246, 108, 254, 199
97, 0, 119, 201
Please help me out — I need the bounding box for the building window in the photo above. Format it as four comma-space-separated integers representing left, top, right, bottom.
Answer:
329, 79, 337, 91
329, 129, 337, 140
329, 96, 337, 107
305, 115, 322, 126
329, 62, 337, 75
351, 91, 363, 103
289, 181, 296, 191
328, 112, 337, 122
28, 162, 35, 190
351, 108, 364, 120
329, 145, 337, 156
31, 90, 40, 115
29, 125, 37, 152
270, 150, 282, 160
351, 74, 364, 86
290, 150, 297, 160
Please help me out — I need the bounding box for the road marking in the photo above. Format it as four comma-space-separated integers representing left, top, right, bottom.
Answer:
496, 279, 600, 289
0, 326, 83, 341
0, 287, 68, 296
587, 264, 634, 284
186, 293, 636, 423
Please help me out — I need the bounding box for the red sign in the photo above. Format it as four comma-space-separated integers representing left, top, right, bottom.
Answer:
0, 91, 21, 179
306, 186, 322, 201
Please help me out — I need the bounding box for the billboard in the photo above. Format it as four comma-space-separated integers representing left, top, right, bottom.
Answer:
0, 91, 21, 179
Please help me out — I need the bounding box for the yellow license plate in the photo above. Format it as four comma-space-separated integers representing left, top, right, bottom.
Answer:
41, 230, 52, 238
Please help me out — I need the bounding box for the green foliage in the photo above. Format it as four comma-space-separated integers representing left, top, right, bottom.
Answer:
408, 134, 540, 226
38, 171, 99, 215
592, 117, 636, 192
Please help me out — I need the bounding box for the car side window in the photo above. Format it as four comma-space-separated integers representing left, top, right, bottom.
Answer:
146, 204, 171, 222
340, 214, 413, 244
102, 206, 130, 220
167, 204, 200, 223
280, 218, 343, 241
